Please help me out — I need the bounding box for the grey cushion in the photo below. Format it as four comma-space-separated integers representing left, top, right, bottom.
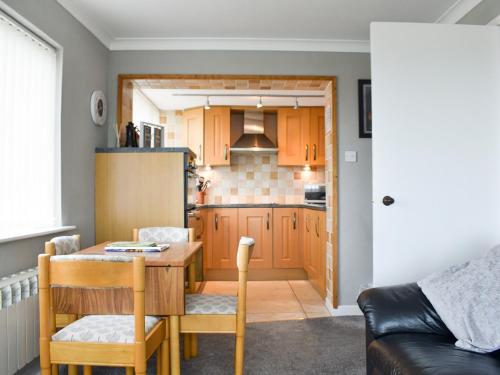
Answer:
52, 315, 160, 343
185, 294, 237, 315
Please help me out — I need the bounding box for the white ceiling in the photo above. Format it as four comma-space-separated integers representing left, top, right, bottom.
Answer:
56, 0, 483, 51
141, 89, 325, 110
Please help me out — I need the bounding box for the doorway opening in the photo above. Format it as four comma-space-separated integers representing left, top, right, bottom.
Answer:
116, 74, 338, 312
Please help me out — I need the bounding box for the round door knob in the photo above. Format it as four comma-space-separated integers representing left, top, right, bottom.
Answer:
382, 196, 395, 206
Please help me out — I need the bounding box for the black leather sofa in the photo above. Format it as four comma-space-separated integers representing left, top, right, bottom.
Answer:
357, 283, 500, 375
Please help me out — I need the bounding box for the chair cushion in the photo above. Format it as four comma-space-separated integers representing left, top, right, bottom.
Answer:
138, 227, 188, 243
185, 294, 237, 315
51, 236, 80, 255
52, 315, 160, 344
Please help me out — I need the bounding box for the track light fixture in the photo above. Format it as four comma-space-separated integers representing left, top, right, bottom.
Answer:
256, 96, 263, 108
204, 96, 211, 110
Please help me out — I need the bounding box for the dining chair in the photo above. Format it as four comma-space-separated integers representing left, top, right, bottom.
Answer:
179, 236, 255, 375
45, 235, 81, 328
38, 253, 170, 375
44, 234, 83, 375
132, 227, 195, 243
132, 226, 198, 359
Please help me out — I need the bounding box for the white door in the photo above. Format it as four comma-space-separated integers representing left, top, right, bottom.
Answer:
371, 23, 500, 286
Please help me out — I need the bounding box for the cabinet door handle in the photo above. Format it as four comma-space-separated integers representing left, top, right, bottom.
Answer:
199, 215, 204, 235
315, 217, 319, 237
305, 144, 309, 161
305, 217, 310, 232
224, 144, 228, 160
313, 144, 317, 161
266, 212, 270, 230
215, 213, 218, 230
199, 144, 202, 161
292, 212, 297, 230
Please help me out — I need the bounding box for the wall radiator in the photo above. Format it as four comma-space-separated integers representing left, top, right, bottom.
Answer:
0, 268, 39, 375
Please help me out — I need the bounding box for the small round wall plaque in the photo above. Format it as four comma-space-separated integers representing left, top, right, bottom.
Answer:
90, 90, 107, 126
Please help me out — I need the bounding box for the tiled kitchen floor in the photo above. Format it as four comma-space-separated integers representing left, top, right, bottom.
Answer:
198, 280, 331, 323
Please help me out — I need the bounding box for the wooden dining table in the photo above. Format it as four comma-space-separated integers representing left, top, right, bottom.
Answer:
52, 241, 203, 375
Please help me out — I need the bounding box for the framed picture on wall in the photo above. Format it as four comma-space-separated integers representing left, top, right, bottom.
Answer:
358, 79, 372, 138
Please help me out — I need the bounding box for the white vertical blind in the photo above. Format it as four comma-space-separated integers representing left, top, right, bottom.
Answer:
0, 12, 60, 238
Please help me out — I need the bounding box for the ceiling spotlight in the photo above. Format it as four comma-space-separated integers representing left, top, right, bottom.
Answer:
204, 96, 211, 110
256, 96, 263, 108
294, 97, 299, 110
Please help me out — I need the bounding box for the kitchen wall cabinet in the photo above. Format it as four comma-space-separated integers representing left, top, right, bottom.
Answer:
273, 208, 302, 268
277, 108, 310, 166
183, 107, 204, 165
277, 108, 326, 166
204, 107, 231, 166
208, 208, 239, 269
309, 107, 325, 166
238, 208, 273, 269
303, 209, 326, 297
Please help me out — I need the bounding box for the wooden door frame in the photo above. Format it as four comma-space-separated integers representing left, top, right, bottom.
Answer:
116, 74, 339, 308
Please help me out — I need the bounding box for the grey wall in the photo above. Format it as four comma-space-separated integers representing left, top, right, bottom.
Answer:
459, 0, 500, 25
107, 51, 372, 305
0, 0, 109, 275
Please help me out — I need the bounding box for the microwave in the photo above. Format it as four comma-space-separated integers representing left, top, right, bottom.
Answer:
304, 184, 326, 205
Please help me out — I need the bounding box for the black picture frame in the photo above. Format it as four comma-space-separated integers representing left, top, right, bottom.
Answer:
358, 79, 372, 138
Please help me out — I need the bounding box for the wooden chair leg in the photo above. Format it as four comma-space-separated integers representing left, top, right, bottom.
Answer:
170, 316, 181, 375
125, 367, 134, 375
235, 335, 245, 375
183, 333, 191, 360
50, 364, 58, 375
83, 366, 92, 375
157, 348, 162, 375
68, 365, 78, 375
190, 334, 198, 358
161, 333, 170, 375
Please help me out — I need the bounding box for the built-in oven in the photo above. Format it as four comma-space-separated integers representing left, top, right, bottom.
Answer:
304, 184, 326, 206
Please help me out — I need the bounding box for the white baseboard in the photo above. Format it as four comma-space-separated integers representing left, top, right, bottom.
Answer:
325, 303, 363, 316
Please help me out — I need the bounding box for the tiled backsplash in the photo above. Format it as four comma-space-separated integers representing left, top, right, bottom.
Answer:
193, 154, 325, 204
159, 110, 184, 146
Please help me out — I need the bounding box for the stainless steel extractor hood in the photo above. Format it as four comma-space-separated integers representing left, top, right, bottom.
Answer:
230, 110, 278, 153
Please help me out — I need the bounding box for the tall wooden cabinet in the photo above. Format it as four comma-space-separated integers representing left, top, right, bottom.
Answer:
95, 150, 190, 243
273, 208, 301, 268
182, 107, 205, 165
238, 208, 273, 269
204, 107, 231, 166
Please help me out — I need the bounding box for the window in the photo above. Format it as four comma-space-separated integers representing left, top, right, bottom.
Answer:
0, 11, 60, 239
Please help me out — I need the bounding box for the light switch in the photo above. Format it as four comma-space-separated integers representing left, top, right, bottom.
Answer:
345, 151, 358, 162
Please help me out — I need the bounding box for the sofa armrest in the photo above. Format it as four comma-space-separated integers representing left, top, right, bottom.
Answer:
357, 283, 451, 339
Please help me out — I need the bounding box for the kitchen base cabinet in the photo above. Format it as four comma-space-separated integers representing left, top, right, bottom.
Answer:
202, 207, 325, 291
238, 208, 273, 269
303, 209, 326, 298
273, 208, 302, 268
208, 208, 239, 269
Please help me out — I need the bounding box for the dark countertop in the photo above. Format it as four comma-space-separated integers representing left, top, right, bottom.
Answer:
196, 203, 326, 211
96, 147, 196, 157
